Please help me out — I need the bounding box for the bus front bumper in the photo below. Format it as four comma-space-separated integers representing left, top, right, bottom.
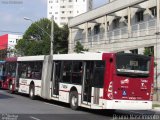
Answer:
103, 100, 152, 110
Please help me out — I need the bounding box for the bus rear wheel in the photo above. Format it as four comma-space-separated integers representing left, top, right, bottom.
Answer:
70, 91, 79, 110
8, 81, 13, 94
29, 85, 35, 100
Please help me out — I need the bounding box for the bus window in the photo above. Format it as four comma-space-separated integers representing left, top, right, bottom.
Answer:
71, 61, 82, 85
18, 62, 42, 80
31, 62, 42, 80
62, 61, 72, 83
92, 61, 105, 88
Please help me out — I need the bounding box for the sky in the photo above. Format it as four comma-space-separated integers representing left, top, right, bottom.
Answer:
0, 0, 108, 36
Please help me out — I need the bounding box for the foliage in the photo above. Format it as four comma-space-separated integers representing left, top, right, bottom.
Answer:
15, 18, 69, 56
143, 48, 154, 56
74, 41, 88, 53
143, 47, 157, 67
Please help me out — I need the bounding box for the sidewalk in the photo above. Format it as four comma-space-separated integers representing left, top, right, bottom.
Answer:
152, 101, 160, 112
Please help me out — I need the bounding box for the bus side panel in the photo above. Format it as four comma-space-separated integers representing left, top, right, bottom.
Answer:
102, 53, 114, 100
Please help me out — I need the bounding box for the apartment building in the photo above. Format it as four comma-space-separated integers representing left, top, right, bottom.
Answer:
0, 34, 22, 57
68, 0, 160, 92
47, 0, 92, 27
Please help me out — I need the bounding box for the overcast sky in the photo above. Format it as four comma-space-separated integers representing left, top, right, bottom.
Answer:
0, 0, 108, 35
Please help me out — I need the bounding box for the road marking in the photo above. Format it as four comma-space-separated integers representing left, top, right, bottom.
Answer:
44, 102, 66, 109
30, 116, 41, 120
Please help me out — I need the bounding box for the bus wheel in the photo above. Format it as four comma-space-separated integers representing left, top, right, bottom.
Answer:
8, 82, 13, 94
70, 91, 79, 110
29, 85, 35, 100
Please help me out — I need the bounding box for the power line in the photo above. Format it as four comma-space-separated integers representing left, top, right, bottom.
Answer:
0, 30, 24, 34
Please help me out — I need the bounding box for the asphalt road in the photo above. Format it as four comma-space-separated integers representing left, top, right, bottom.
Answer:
0, 90, 159, 120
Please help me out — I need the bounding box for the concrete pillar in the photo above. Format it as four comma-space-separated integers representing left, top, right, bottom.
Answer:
157, 0, 160, 29
128, 7, 131, 37
104, 15, 107, 42
69, 28, 73, 53
85, 22, 88, 47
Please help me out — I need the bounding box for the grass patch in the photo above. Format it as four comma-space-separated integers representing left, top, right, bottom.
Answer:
153, 104, 160, 108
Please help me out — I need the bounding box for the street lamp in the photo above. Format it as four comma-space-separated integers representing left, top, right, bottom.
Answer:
24, 16, 54, 55
155, 31, 160, 101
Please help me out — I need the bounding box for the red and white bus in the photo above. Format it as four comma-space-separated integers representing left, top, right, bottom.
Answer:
10, 53, 154, 110
0, 60, 5, 88
1, 57, 17, 91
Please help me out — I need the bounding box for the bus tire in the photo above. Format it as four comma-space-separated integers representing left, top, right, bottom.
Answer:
8, 81, 13, 94
29, 85, 35, 100
69, 91, 79, 110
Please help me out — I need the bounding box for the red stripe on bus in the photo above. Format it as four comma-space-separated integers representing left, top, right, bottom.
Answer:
19, 83, 41, 88
59, 90, 70, 93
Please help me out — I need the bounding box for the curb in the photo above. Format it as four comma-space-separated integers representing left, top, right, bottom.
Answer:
152, 107, 160, 112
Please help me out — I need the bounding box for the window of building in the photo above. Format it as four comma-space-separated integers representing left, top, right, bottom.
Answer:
68, 5, 73, 8
16, 39, 18, 43
130, 49, 138, 54
56, 0, 58, 3
124, 16, 128, 26
150, 7, 157, 18
69, 0, 72, 2
88, 27, 91, 36
61, 17, 66, 20
107, 21, 109, 31
60, 6, 65, 8
62, 11, 65, 14
94, 24, 100, 35
68, 17, 73, 20
55, 12, 58, 14
113, 18, 120, 29
136, 11, 144, 22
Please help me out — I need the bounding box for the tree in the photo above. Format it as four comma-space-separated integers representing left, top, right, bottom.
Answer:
143, 47, 157, 67
74, 41, 88, 53
143, 48, 154, 56
16, 18, 69, 56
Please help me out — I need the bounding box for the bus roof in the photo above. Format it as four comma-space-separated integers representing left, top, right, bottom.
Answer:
53, 53, 104, 60
17, 55, 45, 61
17, 53, 115, 61
5, 57, 17, 62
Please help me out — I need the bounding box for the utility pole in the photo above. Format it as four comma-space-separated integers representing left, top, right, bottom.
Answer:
50, 16, 54, 55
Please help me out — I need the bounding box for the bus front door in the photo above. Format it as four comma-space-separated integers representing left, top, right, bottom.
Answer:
52, 61, 61, 97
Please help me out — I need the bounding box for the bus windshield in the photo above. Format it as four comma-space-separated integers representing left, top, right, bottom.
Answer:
116, 54, 151, 77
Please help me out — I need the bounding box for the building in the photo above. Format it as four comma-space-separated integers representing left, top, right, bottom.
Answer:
0, 34, 22, 58
68, 0, 160, 99
47, 0, 93, 27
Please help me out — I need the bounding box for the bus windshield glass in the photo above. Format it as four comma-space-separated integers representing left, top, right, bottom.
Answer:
116, 54, 151, 77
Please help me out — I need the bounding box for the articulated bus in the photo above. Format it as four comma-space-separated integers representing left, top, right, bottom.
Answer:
9, 53, 154, 110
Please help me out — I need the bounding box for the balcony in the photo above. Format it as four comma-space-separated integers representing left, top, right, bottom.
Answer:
74, 19, 157, 47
